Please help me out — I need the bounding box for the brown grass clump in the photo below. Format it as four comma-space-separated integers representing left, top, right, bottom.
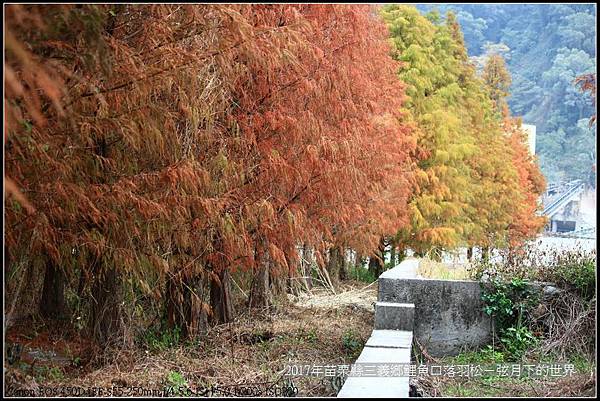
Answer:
417, 257, 472, 280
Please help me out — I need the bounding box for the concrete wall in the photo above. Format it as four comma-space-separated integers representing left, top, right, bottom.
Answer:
378, 261, 493, 357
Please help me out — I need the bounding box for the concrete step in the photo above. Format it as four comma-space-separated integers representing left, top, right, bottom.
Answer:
374, 301, 414, 331
365, 329, 413, 349
355, 344, 411, 364
337, 338, 411, 398
337, 376, 409, 398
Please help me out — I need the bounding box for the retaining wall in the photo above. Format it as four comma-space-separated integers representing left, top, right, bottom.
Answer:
337, 258, 552, 397
378, 260, 493, 357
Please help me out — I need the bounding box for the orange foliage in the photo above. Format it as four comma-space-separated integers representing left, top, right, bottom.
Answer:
228, 5, 415, 266
4, 4, 414, 304
503, 117, 547, 246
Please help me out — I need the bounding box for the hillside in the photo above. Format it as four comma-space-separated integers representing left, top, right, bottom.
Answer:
416, 4, 597, 185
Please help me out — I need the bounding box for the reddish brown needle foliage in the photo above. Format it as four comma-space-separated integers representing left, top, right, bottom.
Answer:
503, 115, 548, 247
5, 4, 415, 342
229, 5, 415, 271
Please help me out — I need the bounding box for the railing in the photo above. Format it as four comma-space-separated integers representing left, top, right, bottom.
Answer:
542, 180, 585, 217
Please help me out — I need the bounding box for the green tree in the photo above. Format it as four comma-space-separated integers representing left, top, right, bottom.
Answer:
382, 6, 530, 254
482, 54, 512, 113
382, 5, 477, 254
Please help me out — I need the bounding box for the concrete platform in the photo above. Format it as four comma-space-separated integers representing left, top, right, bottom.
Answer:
355, 344, 411, 364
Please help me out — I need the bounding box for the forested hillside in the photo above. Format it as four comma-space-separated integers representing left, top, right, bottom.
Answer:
416, 3, 597, 185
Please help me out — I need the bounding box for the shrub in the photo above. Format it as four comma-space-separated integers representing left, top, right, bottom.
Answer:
480, 277, 540, 361
342, 329, 363, 357
164, 370, 187, 396
499, 326, 538, 360
481, 277, 539, 332
547, 250, 596, 300
347, 265, 376, 283
142, 325, 182, 352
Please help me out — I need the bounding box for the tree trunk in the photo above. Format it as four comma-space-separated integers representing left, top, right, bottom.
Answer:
5, 244, 10, 280
248, 264, 271, 309
467, 247, 473, 260
368, 255, 384, 278
389, 241, 397, 268
354, 250, 364, 269
380, 238, 388, 269
482, 247, 490, 262
302, 244, 314, 290
397, 248, 406, 264
368, 237, 386, 278
210, 268, 234, 325
89, 259, 125, 346
186, 276, 209, 338
270, 267, 287, 305
248, 239, 272, 309
40, 258, 67, 319
339, 248, 348, 281
287, 266, 300, 296
326, 246, 344, 288
166, 273, 208, 339
274, 269, 285, 296
414, 249, 425, 258
506, 248, 515, 267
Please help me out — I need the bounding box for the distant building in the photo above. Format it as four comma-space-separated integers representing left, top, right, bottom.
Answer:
521, 124, 536, 155
542, 180, 586, 234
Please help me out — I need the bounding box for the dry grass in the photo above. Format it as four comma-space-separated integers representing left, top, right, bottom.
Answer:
417, 257, 473, 280
529, 290, 596, 360
6, 281, 377, 397
291, 280, 377, 311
